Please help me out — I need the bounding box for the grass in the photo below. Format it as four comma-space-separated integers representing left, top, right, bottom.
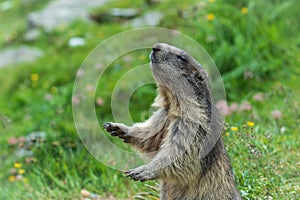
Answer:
0, 0, 299, 199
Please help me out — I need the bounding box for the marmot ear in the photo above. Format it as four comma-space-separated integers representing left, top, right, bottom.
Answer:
193, 71, 208, 82
194, 72, 205, 82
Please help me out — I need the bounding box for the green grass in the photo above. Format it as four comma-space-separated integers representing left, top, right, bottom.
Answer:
0, 0, 299, 199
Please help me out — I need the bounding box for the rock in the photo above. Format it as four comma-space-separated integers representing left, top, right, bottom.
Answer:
68, 37, 86, 47
16, 148, 33, 158
23, 29, 41, 42
90, 8, 140, 23
110, 8, 140, 18
129, 11, 163, 28
0, 46, 44, 68
0, 1, 13, 11
27, 0, 108, 32
15, 131, 46, 158
25, 131, 46, 147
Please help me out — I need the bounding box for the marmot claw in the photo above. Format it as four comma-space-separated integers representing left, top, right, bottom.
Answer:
125, 165, 157, 182
103, 122, 131, 142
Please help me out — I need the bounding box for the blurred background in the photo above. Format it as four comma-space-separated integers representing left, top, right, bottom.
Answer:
0, 0, 299, 199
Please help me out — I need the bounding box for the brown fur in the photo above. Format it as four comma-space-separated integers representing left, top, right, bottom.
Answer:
104, 43, 241, 200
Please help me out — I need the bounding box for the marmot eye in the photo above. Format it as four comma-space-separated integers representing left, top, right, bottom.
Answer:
177, 55, 187, 62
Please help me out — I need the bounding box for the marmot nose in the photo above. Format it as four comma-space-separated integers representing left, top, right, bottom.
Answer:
152, 43, 162, 52
152, 47, 160, 52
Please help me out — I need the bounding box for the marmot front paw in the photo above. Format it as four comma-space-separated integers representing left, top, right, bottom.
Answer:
103, 122, 131, 143
125, 165, 158, 182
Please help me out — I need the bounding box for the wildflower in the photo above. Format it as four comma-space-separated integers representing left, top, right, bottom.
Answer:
209, 0, 215, 2
216, 100, 229, 115
271, 110, 282, 119
14, 163, 22, 168
72, 96, 80, 105
31, 73, 39, 82
44, 93, 52, 101
18, 137, 25, 143
239, 101, 252, 112
241, 7, 248, 14
139, 55, 146, 61
18, 169, 25, 174
231, 126, 239, 131
206, 13, 215, 21
225, 132, 230, 136
15, 174, 23, 181
123, 55, 133, 62
247, 121, 255, 127
23, 178, 29, 184
86, 85, 94, 92
253, 93, 264, 102
50, 86, 58, 94
8, 137, 18, 145
8, 175, 15, 182
94, 63, 103, 69
96, 97, 104, 106
229, 102, 238, 113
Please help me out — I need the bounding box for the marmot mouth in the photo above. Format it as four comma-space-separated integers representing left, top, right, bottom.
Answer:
150, 52, 158, 63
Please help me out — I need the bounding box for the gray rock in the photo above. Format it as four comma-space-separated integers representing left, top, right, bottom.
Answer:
110, 8, 140, 18
0, 46, 44, 68
0, 1, 13, 11
27, 0, 108, 32
23, 28, 41, 42
16, 131, 46, 158
25, 131, 46, 146
90, 8, 140, 23
16, 148, 33, 158
130, 11, 163, 28
68, 37, 86, 47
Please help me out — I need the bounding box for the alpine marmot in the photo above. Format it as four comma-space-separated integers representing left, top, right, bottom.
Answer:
104, 43, 241, 200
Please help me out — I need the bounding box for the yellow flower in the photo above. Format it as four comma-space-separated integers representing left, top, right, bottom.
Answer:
139, 55, 146, 61
31, 73, 39, 82
50, 86, 58, 94
19, 169, 25, 174
206, 14, 215, 21
209, 0, 215, 2
247, 121, 255, 127
14, 163, 22, 168
23, 178, 29, 184
8, 175, 15, 182
241, 7, 248, 14
225, 132, 230, 136
231, 126, 239, 131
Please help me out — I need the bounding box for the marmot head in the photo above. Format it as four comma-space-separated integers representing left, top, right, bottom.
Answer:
150, 43, 221, 153
150, 43, 209, 97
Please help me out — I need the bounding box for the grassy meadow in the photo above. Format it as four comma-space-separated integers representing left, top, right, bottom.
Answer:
0, 0, 299, 199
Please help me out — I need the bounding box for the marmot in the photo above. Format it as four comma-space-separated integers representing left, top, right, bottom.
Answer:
104, 43, 241, 200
